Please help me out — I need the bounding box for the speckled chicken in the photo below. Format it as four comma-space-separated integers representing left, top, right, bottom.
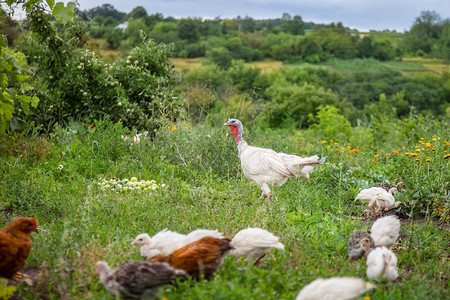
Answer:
132, 229, 186, 259
370, 215, 400, 248
0, 217, 38, 279
94, 260, 187, 299
148, 237, 233, 279
295, 277, 376, 300
224, 119, 320, 207
228, 227, 284, 266
366, 246, 398, 282
347, 231, 375, 260
370, 182, 406, 192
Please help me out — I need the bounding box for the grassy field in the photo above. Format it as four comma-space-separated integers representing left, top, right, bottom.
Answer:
1, 117, 448, 299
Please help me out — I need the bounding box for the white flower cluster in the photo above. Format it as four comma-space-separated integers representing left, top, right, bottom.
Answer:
99, 177, 165, 192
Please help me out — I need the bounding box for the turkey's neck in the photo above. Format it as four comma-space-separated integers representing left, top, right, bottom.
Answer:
230, 126, 243, 144
237, 140, 248, 157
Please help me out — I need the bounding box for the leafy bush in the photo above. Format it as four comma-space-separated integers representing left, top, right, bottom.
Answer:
308, 105, 353, 141
263, 83, 341, 128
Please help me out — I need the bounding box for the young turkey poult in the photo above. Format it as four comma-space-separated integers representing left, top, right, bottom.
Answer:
347, 231, 375, 260
295, 277, 376, 300
366, 246, 399, 282
132, 229, 186, 259
355, 187, 400, 217
94, 260, 188, 299
370, 215, 401, 248
224, 119, 320, 207
228, 227, 284, 266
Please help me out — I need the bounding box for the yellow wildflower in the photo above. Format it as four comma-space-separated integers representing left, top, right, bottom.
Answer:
420, 137, 424, 140
371, 159, 376, 163
327, 146, 331, 149
432, 148, 435, 150
330, 139, 334, 142
402, 146, 406, 149
437, 137, 441, 140
411, 153, 418, 157
416, 149, 420, 152
363, 296, 371, 300
377, 151, 382, 156
321, 140, 327, 144
426, 143, 432, 147
352, 148, 358, 153
426, 158, 431, 162
374, 154, 378, 158
445, 154, 450, 159
444, 140, 450, 146
416, 158, 420, 161
432, 138, 436, 141
348, 146, 352, 149
393, 150, 399, 154
334, 142, 339, 145
335, 148, 339, 152
386, 153, 391, 156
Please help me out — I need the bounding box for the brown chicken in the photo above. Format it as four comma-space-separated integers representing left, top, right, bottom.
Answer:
148, 236, 233, 279
0, 217, 38, 279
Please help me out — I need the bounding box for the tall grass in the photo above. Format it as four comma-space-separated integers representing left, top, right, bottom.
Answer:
1, 117, 448, 299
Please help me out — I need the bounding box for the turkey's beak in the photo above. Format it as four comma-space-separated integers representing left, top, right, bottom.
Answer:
223, 122, 229, 126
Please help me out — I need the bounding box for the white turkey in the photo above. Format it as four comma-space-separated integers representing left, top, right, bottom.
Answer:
94, 260, 187, 299
366, 246, 399, 282
295, 277, 376, 300
370, 215, 401, 248
228, 227, 284, 266
182, 229, 224, 246
224, 119, 320, 207
355, 187, 400, 217
131, 229, 186, 259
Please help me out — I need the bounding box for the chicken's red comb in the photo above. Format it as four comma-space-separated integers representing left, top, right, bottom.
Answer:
31, 218, 38, 227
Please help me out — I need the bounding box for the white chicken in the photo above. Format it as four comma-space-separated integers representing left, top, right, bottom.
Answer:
131, 229, 186, 259
366, 246, 399, 282
295, 277, 376, 300
355, 187, 400, 216
370, 215, 401, 248
228, 227, 285, 266
182, 229, 224, 246
224, 119, 320, 207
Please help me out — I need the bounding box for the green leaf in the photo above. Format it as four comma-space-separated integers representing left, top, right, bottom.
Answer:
6, 0, 16, 6
31, 96, 39, 108
0, 36, 6, 48
9, 116, 25, 131
46, 0, 55, 9
52, 2, 76, 24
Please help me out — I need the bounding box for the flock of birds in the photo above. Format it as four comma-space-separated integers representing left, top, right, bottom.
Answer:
1, 119, 408, 299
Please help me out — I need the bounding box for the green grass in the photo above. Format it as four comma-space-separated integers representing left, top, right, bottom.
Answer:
1, 118, 449, 299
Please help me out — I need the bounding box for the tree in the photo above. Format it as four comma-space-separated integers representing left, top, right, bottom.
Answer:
83, 4, 125, 22
127, 6, 148, 20
1, 0, 75, 133
178, 18, 199, 41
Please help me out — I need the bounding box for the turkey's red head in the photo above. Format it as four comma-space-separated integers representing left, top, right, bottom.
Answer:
224, 119, 243, 144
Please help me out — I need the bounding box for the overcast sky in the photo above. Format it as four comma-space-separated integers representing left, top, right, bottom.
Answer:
6, 0, 450, 32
